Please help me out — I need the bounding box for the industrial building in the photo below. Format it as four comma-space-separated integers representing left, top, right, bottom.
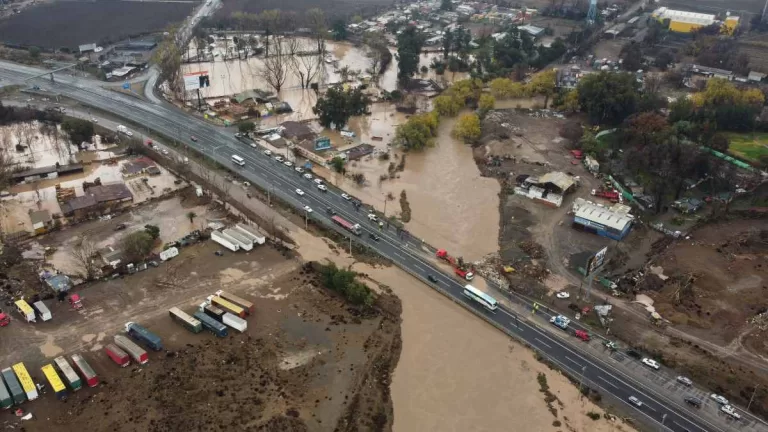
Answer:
571, 198, 634, 241
651, 7, 739, 35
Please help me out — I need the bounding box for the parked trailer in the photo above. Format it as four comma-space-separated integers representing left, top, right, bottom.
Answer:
114, 335, 149, 365
0, 372, 12, 408
41, 364, 68, 400
105, 344, 130, 367
223, 228, 253, 251
193, 311, 228, 337
222, 312, 247, 332
125, 322, 163, 351
169, 307, 202, 333
202, 304, 225, 321
71, 354, 99, 387
12, 363, 38, 401
53, 356, 82, 391
32, 301, 52, 321
14, 300, 35, 323
1, 368, 24, 405
208, 295, 246, 318
234, 224, 266, 245
211, 230, 240, 252
215, 290, 254, 314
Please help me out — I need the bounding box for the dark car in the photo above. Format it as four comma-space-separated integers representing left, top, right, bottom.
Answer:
427, 275, 438, 283
114, 223, 127, 231
368, 233, 380, 241
326, 207, 336, 216
625, 349, 642, 360
684, 397, 702, 408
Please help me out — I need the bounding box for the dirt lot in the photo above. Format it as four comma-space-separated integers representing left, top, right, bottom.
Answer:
0, 1, 193, 49
1, 235, 400, 431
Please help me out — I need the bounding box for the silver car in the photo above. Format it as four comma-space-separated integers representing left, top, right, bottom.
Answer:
628, 396, 643, 407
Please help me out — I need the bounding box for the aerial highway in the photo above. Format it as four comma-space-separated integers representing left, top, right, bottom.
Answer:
0, 61, 763, 432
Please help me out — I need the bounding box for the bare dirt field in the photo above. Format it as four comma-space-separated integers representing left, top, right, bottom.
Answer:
0, 1, 195, 49
2, 237, 400, 431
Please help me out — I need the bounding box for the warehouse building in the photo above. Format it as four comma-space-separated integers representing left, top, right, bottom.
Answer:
651, 7, 739, 35
572, 198, 634, 241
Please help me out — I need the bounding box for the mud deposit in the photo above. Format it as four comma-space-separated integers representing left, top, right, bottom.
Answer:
18, 260, 401, 432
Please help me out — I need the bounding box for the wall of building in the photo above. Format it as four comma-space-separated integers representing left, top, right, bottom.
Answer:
668, 20, 702, 33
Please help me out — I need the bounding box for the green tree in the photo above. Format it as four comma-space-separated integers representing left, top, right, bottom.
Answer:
332, 19, 348, 40
577, 71, 640, 125
144, 224, 160, 240
330, 156, 346, 173
122, 231, 155, 262
619, 42, 644, 71
528, 69, 557, 108
397, 26, 424, 85
313, 87, 371, 130
28, 46, 41, 59
187, 211, 197, 224
442, 29, 453, 59
452, 113, 481, 143
433, 94, 463, 116
394, 112, 439, 150
238, 121, 256, 134
61, 118, 94, 145
478, 94, 495, 117
152, 28, 183, 94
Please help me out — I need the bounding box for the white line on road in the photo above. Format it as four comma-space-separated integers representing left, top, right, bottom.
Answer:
393, 252, 405, 260
598, 376, 618, 389
565, 356, 583, 368
535, 338, 552, 349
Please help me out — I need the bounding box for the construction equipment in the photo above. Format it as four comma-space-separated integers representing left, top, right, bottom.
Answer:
436, 249, 474, 280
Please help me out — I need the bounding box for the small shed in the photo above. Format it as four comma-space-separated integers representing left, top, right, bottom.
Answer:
44, 274, 73, 293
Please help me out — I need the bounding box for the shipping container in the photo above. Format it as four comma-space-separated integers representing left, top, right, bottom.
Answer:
0, 374, 12, 408
32, 301, 52, 321
14, 300, 35, 322
12, 363, 38, 401
222, 312, 247, 332
169, 307, 202, 333
105, 343, 130, 367
209, 295, 246, 318
114, 335, 149, 365
53, 357, 82, 391
41, 364, 67, 400
215, 290, 254, 314
1, 368, 24, 404
203, 304, 225, 321
193, 311, 228, 337
125, 322, 163, 351
71, 354, 99, 387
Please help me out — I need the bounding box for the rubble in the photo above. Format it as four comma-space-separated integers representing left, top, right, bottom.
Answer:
518, 240, 545, 259
472, 253, 510, 290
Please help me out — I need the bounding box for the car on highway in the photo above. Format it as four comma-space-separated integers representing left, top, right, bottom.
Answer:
234, 132, 243, 138
628, 396, 643, 408
295, 188, 305, 196
313, 178, 324, 186
91, 117, 98, 123
190, 135, 198, 142
710, 394, 729, 405
263, 149, 272, 156
275, 155, 284, 162
684, 396, 702, 408
625, 349, 642, 360
556, 291, 570, 299
303, 173, 313, 180
676, 376, 693, 386
721, 405, 741, 420
427, 275, 438, 283
250, 142, 258, 148
326, 208, 336, 216
341, 193, 351, 200
303, 206, 313, 213
317, 184, 327, 192
369, 232, 380, 241
284, 161, 293, 167
641, 358, 660, 370
295, 167, 304, 174
368, 214, 378, 222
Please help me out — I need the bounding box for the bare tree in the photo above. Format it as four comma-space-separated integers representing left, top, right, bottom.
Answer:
70, 236, 98, 280
306, 8, 327, 57
364, 32, 388, 79
259, 10, 284, 58
290, 39, 321, 89
261, 36, 290, 93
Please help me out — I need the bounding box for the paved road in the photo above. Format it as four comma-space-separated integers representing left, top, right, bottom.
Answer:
0, 62, 765, 432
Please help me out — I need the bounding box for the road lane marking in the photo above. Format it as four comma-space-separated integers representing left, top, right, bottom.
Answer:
598, 376, 618, 389
535, 338, 552, 349
565, 356, 583, 368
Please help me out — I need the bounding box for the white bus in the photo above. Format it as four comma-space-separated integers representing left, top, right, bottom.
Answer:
231, 155, 245, 166
463, 285, 498, 311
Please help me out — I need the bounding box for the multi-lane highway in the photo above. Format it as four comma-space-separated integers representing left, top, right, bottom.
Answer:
0, 61, 764, 432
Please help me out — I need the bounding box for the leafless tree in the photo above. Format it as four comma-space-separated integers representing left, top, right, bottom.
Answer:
0, 146, 12, 191
261, 36, 290, 93
70, 236, 98, 280
290, 39, 321, 89
306, 8, 327, 57
364, 32, 388, 79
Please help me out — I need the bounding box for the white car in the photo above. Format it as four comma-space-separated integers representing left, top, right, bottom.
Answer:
641, 358, 660, 370
628, 396, 643, 407
711, 394, 729, 405
250, 143, 258, 148
275, 155, 284, 162
283, 161, 293, 167
721, 405, 741, 420
126, 131, 134, 137
90, 118, 98, 123
303, 173, 313, 180
263, 149, 272, 156
161, 149, 169, 155
295, 167, 304, 173
313, 178, 324, 185
341, 193, 351, 200
556, 292, 570, 299
295, 188, 305, 196
317, 184, 327, 192
368, 213, 378, 222
676, 376, 693, 386
303, 206, 313, 213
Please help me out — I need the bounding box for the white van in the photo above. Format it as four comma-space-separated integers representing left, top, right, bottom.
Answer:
231, 155, 245, 166
32, 301, 52, 322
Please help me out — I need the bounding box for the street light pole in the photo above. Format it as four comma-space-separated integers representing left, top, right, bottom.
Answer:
578, 366, 587, 399
304, 209, 308, 230
660, 413, 667, 430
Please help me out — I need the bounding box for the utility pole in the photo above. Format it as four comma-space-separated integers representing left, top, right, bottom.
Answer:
578, 366, 587, 399
660, 413, 667, 430
304, 209, 308, 230
747, 385, 760, 411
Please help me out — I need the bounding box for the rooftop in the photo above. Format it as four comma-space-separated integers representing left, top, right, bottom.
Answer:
87, 183, 133, 203
652, 7, 715, 26
45, 274, 73, 293
573, 198, 633, 231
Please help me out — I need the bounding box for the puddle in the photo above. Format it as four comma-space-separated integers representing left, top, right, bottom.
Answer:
39, 334, 63, 358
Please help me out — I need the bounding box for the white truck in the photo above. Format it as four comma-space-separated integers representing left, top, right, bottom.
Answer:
116, 125, 133, 137
211, 230, 240, 252
234, 224, 266, 245
221, 312, 247, 332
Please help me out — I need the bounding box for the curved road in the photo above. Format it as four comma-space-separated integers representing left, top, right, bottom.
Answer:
0, 61, 764, 432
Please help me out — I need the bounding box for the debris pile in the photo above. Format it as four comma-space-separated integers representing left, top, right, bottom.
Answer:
749, 310, 768, 331
519, 262, 550, 281
518, 240, 545, 259
472, 253, 509, 290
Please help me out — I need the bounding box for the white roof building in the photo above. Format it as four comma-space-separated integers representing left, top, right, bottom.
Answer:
652, 7, 716, 26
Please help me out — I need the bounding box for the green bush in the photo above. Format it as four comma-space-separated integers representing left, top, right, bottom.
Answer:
317, 262, 374, 306
586, 411, 601, 420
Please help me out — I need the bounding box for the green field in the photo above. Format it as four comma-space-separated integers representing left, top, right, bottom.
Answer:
727, 132, 768, 163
